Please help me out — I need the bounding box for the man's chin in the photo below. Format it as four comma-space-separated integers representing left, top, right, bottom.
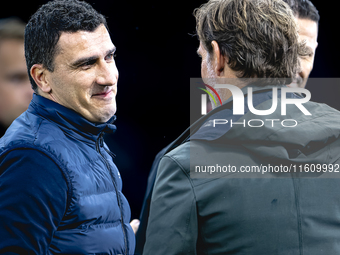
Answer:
102, 108, 117, 123
84, 106, 116, 123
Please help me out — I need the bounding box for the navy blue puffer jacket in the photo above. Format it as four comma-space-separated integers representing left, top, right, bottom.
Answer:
0, 94, 135, 254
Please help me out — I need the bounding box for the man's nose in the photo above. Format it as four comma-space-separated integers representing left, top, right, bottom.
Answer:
96, 61, 118, 86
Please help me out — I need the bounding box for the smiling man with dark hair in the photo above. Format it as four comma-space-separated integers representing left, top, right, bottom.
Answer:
0, 0, 135, 254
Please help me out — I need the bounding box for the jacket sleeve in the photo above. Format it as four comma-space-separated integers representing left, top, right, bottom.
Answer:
135, 144, 170, 255
143, 154, 198, 255
0, 149, 68, 254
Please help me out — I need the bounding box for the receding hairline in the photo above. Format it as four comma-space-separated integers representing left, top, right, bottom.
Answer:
45, 23, 110, 68
50, 24, 114, 69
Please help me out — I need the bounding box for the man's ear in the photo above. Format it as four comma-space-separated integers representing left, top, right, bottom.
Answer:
211, 41, 226, 77
30, 64, 51, 93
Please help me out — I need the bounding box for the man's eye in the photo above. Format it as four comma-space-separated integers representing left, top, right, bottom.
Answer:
80, 60, 96, 69
7, 73, 28, 84
303, 47, 314, 59
105, 53, 116, 61
84, 60, 96, 66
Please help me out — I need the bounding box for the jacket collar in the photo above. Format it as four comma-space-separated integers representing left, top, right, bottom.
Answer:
28, 94, 116, 144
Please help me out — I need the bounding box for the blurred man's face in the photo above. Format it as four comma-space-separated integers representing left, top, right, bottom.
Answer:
198, 42, 223, 108
0, 39, 33, 128
42, 24, 118, 123
198, 42, 215, 85
290, 18, 318, 88
198, 41, 242, 107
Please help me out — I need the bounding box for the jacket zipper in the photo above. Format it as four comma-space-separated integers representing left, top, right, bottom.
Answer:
96, 133, 128, 255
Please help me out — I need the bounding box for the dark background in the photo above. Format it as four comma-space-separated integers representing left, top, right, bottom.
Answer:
1, 0, 339, 219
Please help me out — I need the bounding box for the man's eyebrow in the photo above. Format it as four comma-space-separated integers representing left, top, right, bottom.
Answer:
106, 47, 116, 56
71, 47, 116, 67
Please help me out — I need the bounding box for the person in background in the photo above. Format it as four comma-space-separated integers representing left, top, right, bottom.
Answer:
284, 0, 319, 88
0, 17, 33, 136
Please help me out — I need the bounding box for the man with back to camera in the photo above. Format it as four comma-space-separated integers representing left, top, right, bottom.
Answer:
0, 18, 33, 137
143, 0, 340, 254
135, 0, 320, 253
0, 0, 136, 254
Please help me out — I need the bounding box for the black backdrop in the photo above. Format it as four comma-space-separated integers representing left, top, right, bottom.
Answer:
1, 0, 339, 219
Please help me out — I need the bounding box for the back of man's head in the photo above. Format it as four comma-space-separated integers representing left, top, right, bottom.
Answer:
194, 0, 307, 85
25, 0, 108, 93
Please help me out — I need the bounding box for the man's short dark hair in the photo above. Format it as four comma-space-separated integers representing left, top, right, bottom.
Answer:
283, 0, 320, 23
25, 0, 108, 93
